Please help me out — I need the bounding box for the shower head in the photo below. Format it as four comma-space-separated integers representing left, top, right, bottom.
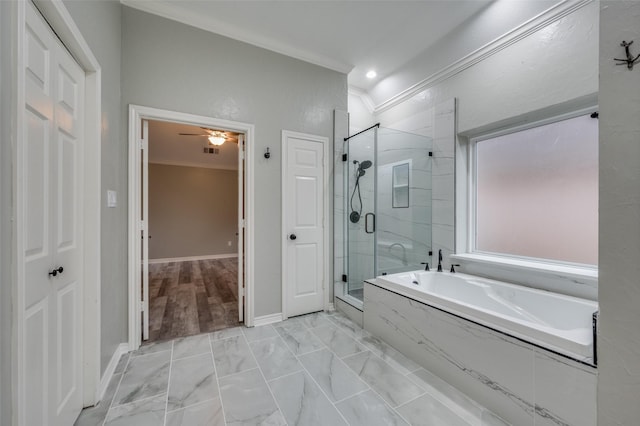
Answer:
360, 160, 372, 170
353, 159, 373, 177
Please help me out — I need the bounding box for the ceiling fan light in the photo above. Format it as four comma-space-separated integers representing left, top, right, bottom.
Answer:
208, 135, 226, 146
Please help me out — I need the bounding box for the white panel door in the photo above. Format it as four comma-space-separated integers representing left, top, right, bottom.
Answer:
21, 3, 85, 425
283, 132, 326, 317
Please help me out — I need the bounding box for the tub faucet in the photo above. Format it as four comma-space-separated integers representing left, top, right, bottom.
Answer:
450, 264, 460, 273
437, 249, 443, 272
420, 262, 430, 271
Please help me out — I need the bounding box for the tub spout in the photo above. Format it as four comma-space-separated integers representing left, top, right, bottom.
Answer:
437, 249, 443, 272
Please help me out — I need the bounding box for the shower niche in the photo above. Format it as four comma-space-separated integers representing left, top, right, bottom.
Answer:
340, 125, 432, 304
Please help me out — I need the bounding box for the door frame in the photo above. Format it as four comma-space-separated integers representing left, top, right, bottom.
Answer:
10, 0, 103, 416
281, 130, 331, 319
127, 105, 255, 350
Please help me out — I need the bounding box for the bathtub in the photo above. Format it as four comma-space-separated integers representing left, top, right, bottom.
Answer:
372, 270, 598, 362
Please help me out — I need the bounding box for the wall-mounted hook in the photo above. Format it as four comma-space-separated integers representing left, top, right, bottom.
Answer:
264, 147, 271, 159
614, 40, 640, 70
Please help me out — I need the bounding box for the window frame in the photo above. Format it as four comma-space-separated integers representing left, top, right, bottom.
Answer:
453, 106, 598, 300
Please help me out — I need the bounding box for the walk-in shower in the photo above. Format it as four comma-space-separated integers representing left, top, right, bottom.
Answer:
340, 124, 433, 303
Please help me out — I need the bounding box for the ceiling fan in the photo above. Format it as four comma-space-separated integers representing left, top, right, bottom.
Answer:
178, 127, 238, 146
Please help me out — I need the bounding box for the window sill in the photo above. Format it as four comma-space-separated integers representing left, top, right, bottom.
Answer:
450, 253, 598, 301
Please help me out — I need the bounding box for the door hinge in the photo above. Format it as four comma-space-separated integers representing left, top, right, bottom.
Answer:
342, 274, 347, 283
140, 301, 145, 312
342, 153, 347, 162
139, 139, 146, 150
240, 219, 246, 228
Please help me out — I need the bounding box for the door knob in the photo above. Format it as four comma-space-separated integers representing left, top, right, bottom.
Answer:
289, 234, 297, 240
48, 266, 64, 277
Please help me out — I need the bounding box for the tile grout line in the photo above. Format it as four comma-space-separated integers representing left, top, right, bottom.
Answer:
301, 313, 483, 425
332, 387, 371, 405
100, 353, 131, 426
307, 322, 369, 360
344, 352, 417, 426
291, 349, 355, 426
404, 371, 484, 423
208, 333, 229, 426
240, 324, 279, 343
129, 348, 173, 359
162, 340, 175, 426
164, 397, 219, 415
290, 314, 370, 426
329, 314, 428, 425
244, 332, 290, 425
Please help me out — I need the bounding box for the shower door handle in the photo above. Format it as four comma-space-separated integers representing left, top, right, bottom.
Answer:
365, 213, 375, 234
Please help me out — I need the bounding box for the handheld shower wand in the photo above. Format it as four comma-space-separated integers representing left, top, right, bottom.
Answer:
350, 160, 373, 223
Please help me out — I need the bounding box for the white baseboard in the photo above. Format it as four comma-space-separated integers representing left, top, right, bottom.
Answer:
327, 303, 335, 312
149, 253, 238, 264
96, 343, 128, 403
253, 312, 283, 327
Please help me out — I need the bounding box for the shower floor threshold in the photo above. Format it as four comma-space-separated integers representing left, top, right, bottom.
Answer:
337, 292, 364, 311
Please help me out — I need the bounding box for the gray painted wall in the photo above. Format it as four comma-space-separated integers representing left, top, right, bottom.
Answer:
0, 2, 11, 423
149, 164, 238, 259
121, 6, 347, 317
598, 1, 640, 423
62, 0, 125, 374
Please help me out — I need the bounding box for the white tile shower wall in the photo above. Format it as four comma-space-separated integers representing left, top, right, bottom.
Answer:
363, 282, 596, 426
431, 99, 456, 267
379, 99, 455, 269
333, 110, 349, 299
376, 129, 432, 274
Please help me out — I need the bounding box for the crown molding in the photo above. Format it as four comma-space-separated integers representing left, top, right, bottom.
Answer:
372, 0, 594, 115
348, 86, 375, 115
120, 0, 353, 74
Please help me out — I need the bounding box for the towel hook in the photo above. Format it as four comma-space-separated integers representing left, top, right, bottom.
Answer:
614, 40, 640, 70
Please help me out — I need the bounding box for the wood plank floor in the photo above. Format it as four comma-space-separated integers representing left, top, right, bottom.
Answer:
148, 258, 240, 342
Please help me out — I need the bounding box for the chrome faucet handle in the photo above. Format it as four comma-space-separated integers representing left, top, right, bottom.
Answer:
420, 262, 430, 271
450, 264, 461, 273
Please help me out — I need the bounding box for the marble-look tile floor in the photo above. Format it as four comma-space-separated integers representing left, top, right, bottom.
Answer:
75, 311, 510, 426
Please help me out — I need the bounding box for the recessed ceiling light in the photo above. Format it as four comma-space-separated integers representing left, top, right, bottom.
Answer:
366, 70, 377, 79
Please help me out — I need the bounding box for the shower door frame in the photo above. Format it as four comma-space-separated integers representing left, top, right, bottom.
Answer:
343, 125, 379, 307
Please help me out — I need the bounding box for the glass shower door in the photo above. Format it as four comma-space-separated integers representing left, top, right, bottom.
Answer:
345, 127, 377, 301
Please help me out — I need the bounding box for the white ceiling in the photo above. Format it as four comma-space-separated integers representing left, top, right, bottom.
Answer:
148, 120, 239, 170
121, 0, 493, 91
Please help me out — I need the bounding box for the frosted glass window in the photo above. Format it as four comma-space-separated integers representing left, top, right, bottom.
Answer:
475, 114, 598, 265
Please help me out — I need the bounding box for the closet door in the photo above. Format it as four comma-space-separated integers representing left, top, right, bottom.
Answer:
21, 2, 85, 425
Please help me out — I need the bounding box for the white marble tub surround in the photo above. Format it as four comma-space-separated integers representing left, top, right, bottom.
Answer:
77, 311, 512, 426
364, 281, 597, 426
374, 271, 598, 362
